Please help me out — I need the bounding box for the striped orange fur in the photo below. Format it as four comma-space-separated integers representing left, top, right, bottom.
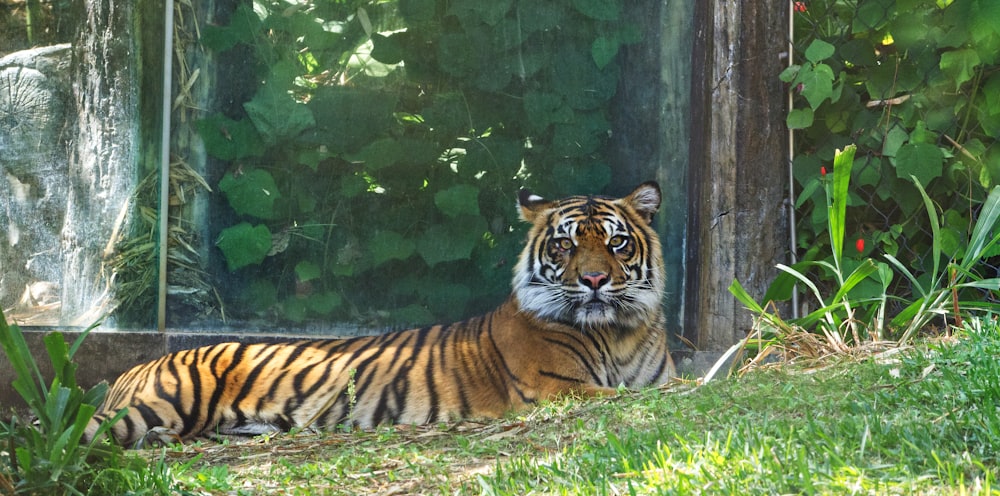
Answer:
84, 183, 675, 447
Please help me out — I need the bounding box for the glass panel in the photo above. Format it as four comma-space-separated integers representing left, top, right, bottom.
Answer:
169, 0, 692, 334
0, 1, 163, 328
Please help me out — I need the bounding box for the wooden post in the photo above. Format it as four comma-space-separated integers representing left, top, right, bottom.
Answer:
685, 1, 790, 350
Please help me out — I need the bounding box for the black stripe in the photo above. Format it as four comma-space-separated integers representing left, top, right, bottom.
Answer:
485, 312, 533, 404
423, 325, 445, 423
542, 335, 603, 384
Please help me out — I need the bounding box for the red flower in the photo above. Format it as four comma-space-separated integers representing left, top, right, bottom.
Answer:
820, 166, 827, 176
794, 2, 807, 13
855, 238, 865, 253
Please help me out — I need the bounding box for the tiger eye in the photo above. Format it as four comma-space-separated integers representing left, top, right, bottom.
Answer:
551, 238, 574, 252
608, 235, 628, 248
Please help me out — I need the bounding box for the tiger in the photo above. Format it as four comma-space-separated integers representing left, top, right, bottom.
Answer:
83, 182, 676, 447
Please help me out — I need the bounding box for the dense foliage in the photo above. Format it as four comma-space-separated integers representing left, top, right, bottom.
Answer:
781, 0, 1000, 324
198, 0, 638, 326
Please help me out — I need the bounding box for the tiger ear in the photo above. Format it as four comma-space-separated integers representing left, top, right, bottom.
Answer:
624, 182, 661, 224
518, 188, 552, 223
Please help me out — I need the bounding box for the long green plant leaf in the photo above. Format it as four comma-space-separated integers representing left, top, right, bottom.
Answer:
964, 185, 1000, 268
729, 279, 765, 314
881, 252, 927, 299
830, 259, 879, 303
911, 176, 942, 286
829, 145, 856, 267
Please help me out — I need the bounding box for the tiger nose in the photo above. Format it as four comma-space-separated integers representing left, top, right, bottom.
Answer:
580, 272, 609, 289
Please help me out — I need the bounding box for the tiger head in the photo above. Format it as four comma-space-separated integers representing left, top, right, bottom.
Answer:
513, 182, 665, 331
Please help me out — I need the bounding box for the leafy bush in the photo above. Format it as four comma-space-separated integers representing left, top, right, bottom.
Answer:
732, 146, 1000, 348
0, 308, 124, 494
783, 0, 1000, 312
195, 0, 638, 326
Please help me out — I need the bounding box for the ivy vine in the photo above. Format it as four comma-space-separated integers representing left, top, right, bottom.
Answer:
195, 0, 638, 326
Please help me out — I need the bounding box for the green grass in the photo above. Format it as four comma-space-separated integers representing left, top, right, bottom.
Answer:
73, 319, 1000, 495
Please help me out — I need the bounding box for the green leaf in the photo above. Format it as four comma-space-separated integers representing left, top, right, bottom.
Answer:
0, 309, 45, 408
196, 114, 265, 160
344, 138, 403, 171
371, 231, 416, 266
296, 147, 333, 172
853, 0, 892, 33
437, 34, 478, 77
830, 259, 879, 303
552, 45, 619, 110
200, 4, 261, 52
294, 260, 322, 283
435, 185, 481, 218
830, 145, 857, 264
779, 65, 800, 83
881, 126, 909, 157
218, 169, 282, 220
524, 92, 573, 131
787, 107, 814, 129
729, 278, 765, 313
284, 297, 307, 323
799, 63, 835, 110
417, 215, 487, 267
592, 36, 620, 69
939, 48, 981, 91
894, 143, 943, 185
572, 0, 621, 20
306, 88, 396, 154
216, 222, 272, 271
553, 122, 604, 157
370, 33, 404, 65
804, 39, 836, 63
244, 82, 316, 145
305, 292, 342, 315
